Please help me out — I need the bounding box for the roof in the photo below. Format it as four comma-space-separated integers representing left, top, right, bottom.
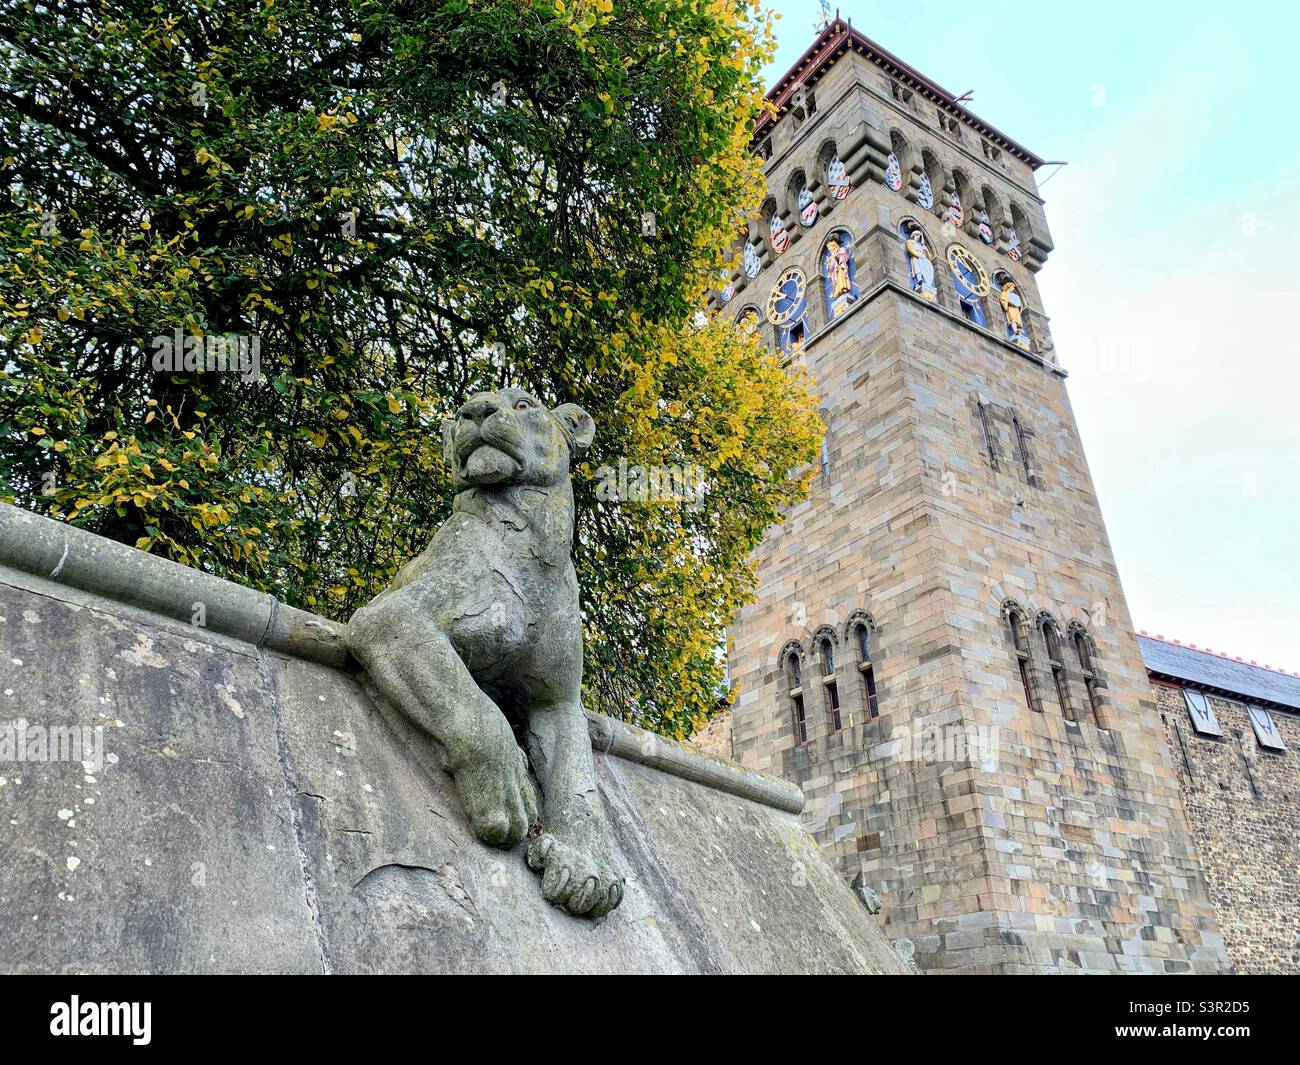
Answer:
1138, 633, 1300, 713
755, 18, 1046, 169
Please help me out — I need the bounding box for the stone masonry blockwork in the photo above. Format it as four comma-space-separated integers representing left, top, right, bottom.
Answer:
715, 21, 1232, 974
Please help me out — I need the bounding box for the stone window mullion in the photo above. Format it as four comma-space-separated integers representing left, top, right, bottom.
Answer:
1026, 638, 1052, 714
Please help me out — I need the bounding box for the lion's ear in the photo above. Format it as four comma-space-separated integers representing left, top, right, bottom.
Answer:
553, 403, 596, 458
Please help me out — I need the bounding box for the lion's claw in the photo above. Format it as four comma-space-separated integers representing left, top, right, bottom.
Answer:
526, 832, 624, 918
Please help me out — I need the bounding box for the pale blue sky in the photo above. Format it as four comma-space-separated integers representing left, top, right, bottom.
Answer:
766, 1, 1300, 673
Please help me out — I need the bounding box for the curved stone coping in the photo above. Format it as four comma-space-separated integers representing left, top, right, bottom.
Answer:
0, 502, 349, 667
0, 503, 804, 814
587, 712, 804, 815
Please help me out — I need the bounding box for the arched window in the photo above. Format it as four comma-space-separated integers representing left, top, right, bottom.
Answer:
1007, 204, 1031, 262
850, 616, 881, 719
783, 644, 808, 744
789, 169, 817, 229
1072, 626, 1104, 727
761, 196, 786, 256
1009, 410, 1037, 487
1041, 617, 1072, 720
1006, 604, 1038, 712
814, 139, 837, 177
977, 186, 1003, 247
819, 139, 851, 202
790, 82, 816, 125
818, 634, 842, 732
918, 149, 941, 212
975, 395, 999, 469
884, 131, 909, 195
821, 229, 859, 320
819, 406, 832, 482
952, 169, 974, 225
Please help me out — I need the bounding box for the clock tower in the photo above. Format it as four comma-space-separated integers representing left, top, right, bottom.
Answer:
715, 20, 1230, 974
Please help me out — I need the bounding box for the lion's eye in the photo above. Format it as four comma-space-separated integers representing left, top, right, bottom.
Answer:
514, 399, 532, 411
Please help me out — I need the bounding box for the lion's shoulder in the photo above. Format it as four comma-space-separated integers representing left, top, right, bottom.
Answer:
388, 511, 499, 593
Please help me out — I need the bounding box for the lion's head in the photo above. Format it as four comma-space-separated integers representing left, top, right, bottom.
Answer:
443, 387, 595, 491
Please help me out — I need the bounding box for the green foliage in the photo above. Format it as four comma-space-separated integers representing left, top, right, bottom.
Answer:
0, 0, 821, 737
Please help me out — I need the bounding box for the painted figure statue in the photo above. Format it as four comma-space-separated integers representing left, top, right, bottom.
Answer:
904, 227, 937, 302
823, 233, 859, 318
999, 280, 1030, 348
826, 239, 852, 300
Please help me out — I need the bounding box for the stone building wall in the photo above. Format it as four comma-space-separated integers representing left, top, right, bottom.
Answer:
718, 21, 1230, 974
689, 710, 733, 759
1155, 682, 1300, 973
726, 261, 1229, 971
697, 676, 1300, 973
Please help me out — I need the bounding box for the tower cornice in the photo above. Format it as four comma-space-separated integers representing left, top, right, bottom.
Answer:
755, 19, 1046, 170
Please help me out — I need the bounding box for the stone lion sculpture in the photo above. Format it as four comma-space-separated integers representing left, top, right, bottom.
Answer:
348, 387, 624, 919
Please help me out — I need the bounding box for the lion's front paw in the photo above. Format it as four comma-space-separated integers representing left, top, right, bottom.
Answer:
526, 833, 625, 918
454, 742, 539, 849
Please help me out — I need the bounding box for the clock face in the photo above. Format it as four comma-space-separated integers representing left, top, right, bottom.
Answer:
946, 244, 990, 298
766, 268, 808, 325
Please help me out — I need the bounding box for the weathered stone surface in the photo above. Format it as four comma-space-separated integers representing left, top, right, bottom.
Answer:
851, 872, 882, 914
348, 388, 623, 920
1153, 681, 1300, 974
718, 31, 1233, 975
0, 509, 908, 974
0, 574, 319, 974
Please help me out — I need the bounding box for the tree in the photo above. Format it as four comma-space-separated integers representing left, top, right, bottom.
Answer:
0, 0, 821, 737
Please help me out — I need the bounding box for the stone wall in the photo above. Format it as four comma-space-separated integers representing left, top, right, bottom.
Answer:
699, 678, 1300, 974
689, 710, 733, 760
721, 36, 1230, 973
1155, 682, 1300, 973
724, 211, 1229, 973
0, 503, 908, 975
